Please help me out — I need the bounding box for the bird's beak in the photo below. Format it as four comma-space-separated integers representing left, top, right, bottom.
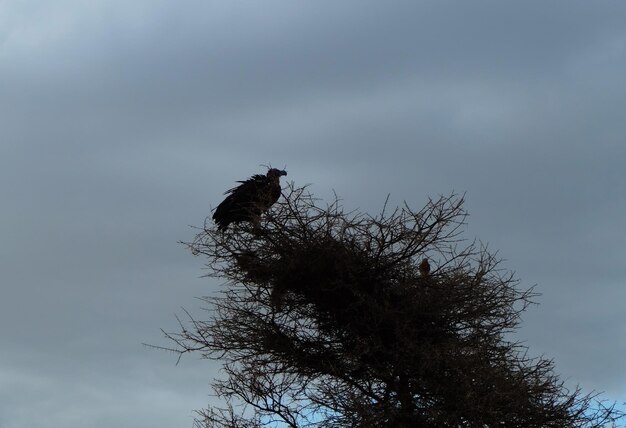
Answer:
280, 170, 287, 176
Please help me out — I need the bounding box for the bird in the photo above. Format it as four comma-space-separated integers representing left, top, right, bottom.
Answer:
419, 258, 430, 277
212, 168, 287, 231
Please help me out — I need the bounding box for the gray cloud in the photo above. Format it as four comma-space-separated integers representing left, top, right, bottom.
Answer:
1, 1, 625, 426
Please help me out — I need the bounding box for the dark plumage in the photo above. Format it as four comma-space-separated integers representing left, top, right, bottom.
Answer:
213, 168, 287, 231
419, 258, 430, 277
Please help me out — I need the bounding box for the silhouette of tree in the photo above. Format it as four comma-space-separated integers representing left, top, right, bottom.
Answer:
164, 184, 623, 427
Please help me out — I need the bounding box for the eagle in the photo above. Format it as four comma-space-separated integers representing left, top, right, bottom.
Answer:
212, 168, 287, 231
419, 258, 430, 277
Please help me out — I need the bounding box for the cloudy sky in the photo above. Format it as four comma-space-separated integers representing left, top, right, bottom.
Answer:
2, 1, 625, 426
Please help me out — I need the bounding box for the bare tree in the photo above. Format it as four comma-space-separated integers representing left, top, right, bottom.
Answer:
163, 184, 623, 427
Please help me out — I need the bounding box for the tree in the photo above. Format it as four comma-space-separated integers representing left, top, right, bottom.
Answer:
163, 184, 623, 427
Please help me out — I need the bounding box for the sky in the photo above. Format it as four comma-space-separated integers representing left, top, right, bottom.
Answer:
1, 1, 625, 426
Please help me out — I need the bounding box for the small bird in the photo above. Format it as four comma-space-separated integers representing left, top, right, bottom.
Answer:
419, 258, 430, 277
213, 168, 287, 231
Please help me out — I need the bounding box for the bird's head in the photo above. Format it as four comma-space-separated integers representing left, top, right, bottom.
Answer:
267, 168, 287, 179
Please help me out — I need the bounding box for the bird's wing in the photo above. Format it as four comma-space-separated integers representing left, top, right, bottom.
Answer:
223, 174, 267, 195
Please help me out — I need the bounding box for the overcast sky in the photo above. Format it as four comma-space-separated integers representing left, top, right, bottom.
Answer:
1, 1, 625, 427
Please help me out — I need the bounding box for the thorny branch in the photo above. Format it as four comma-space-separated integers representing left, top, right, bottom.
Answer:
157, 183, 623, 428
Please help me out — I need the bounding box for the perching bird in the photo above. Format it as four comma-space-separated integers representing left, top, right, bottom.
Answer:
419, 258, 430, 277
212, 168, 287, 231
